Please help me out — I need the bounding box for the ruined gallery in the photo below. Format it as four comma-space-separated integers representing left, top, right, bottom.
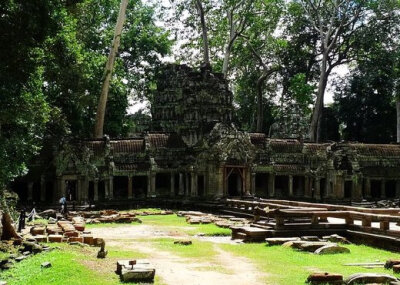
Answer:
12, 64, 400, 205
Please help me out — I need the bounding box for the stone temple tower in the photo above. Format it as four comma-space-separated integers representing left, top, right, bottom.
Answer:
151, 64, 233, 146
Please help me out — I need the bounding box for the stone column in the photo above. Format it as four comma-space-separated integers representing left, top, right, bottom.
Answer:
81, 177, 89, 202
108, 176, 114, 199
170, 173, 175, 197
304, 176, 311, 198
315, 178, 321, 201
27, 182, 33, 201
179, 173, 184, 196
185, 173, 190, 197
251, 173, 256, 196
334, 175, 344, 199
396, 180, 400, 198
288, 175, 294, 197
268, 173, 275, 197
364, 178, 371, 199
104, 179, 109, 199
77, 178, 83, 202
191, 173, 197, 197
40, 176, 46, 203
128, 175, 133, 199
149, 173, 156, 197
352, 177, 363, 200
381, 179, 386, 199
94, 180, 99, 201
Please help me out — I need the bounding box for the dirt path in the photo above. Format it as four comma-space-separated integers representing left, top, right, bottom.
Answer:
90, 225, 268, 285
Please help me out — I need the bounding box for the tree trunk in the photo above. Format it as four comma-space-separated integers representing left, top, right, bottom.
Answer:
222, 43, 232, 77
195, 0, 210, 65
94, 0, 129, 138
309, 54, 328, 142
397, 97, 400, 143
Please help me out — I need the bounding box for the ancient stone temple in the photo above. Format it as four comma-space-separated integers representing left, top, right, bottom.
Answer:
11, 64, 400, 205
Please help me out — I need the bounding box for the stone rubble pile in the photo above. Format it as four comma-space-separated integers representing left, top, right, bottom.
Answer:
177, 211, 250, 228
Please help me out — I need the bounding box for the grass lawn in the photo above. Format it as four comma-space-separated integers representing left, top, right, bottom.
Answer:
220, 243, 400, 284
139, 214, 231, 236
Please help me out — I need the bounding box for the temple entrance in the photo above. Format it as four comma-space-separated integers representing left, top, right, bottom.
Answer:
65, 180, 77, 201
224, 166, 246, 197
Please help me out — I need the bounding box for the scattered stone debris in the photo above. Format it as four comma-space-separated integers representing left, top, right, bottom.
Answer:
323, 234, 351, 244
314, 245, 350, 255
178, 211, 250, 230
0, 281, 7, 285
306, 272, 344, 285
266, 237, 300, 246
174, 240, 192, 246
345, 273, 398, 285
41, 261, 51, 268
116, 260, 155, 283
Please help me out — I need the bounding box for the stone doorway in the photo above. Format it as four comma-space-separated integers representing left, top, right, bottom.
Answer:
224, 166, 246, 197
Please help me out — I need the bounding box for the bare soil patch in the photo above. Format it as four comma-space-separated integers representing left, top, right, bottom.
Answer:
90, 224, 268, 285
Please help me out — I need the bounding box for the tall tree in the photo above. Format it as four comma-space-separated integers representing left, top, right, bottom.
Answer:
94, 0, 129, 138
299, 0, 370, 142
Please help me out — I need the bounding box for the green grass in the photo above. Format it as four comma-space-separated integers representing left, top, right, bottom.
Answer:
220, 243, 400, 284
139, 215, 231, 236
0, 245, 164, 285
106, 246, 147, 259
150, 237, 217, 259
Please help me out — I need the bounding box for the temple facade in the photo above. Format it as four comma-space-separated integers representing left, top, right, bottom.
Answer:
11, 64, 400, 204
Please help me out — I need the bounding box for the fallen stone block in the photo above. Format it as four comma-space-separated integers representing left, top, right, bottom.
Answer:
64, 231, 79, 238
20, 241, 43, 254
82, 235, 94, 245
300, 242, 334, 252
174, 240, 192, 246
266, 237, 300, 246
116, 260, 155, 282
68, 237, 84, 243
48, 235, 63, 243
385, 259, 400, 269
33, 235, 48, 243
41, 262, 51, 268
46, 226, 63, 235
30, 226, 46, 236
306, 272, 344, 284
345, 273, 398, 285
72, 217, 85, 224
322, 234, 351, 244
73, 223, 85, 231
301, 236, 320, 242
314, 245, 350, 255
100, 210, 118, 216
15, 256, 26, 262
393, 264, 400, 274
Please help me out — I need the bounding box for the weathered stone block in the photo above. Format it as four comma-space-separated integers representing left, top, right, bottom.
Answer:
314, 245, 350, 255
68, 237, 84, 243
48, 235, 63, 243
345, 273, 398, 285
64, 231, 79, 238
266, 237, 300, 246
174, 240, 192, 245
116, 260, 155, 283
306, 272, 343, 284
